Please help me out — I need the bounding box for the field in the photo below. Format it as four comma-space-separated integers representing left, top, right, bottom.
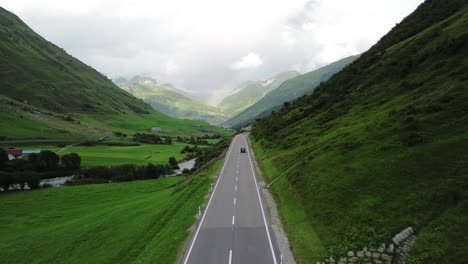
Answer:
0, 158, 224, 263
57, 142, 197, 167
1, 141, 207, 167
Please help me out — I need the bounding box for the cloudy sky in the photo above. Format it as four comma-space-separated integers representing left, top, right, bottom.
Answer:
1, 0, 424, 104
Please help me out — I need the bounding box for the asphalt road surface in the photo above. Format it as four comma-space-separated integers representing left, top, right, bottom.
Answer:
182, 133, 280, 264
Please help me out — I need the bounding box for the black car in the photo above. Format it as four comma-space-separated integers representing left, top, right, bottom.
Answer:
240, 147, 246, 153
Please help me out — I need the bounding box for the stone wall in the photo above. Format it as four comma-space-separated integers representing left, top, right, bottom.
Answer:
316, 227, 416, 264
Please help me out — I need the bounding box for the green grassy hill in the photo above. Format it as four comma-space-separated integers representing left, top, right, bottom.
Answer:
218, 71, 299, 117
0, 7, 226, 139
0, 158, 223, 263
119, 78, 227, 124
224, 55, 359, 128
251, 0, 468, 263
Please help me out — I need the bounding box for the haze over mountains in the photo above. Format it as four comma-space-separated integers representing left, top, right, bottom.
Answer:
114, 71, 301, 125
216, 71, 300, 117
116, 77, 227, 124
225, 54, 360, 128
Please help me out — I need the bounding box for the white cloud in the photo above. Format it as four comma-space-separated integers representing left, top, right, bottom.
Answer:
230, 53, 263, 71
0, 0, 425, 101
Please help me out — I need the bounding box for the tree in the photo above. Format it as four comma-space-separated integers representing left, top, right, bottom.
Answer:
168, 157, 179, 169
189, 137, 196, 145
145, 163, 158, 179
165, 136, 172, 145
61, 153, 81, 170
38, 151, 59, 171
0, 172, 13, 191
25, 172, 40, 190
0, 147, 7, 169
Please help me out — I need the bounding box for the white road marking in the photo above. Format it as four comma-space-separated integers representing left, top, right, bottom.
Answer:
232, 215, 235, 225
244, 135, 278, 264
236, 170, 239, 174
234, 198, 237, 205
236, 177, 238, 181
229, 250, 233, 264
182, 136, 235, 264
235, 185, 237, 191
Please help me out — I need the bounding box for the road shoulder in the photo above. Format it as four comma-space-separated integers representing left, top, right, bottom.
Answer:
246, 134, 297, 264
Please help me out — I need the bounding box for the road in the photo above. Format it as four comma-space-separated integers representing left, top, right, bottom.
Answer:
182, 133, 279, 264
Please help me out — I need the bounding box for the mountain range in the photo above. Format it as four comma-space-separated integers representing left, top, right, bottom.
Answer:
115, 71, 300, 125
217, 71, 300, 117
117, 77, 227, 124
224, 55, 360, 128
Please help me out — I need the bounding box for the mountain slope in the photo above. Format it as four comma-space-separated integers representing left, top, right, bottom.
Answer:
118, 78, 227, 124
217, 71, 300, 117
0, 7, 226, 139
251, 1, 468, 263
224, 55, 359, 128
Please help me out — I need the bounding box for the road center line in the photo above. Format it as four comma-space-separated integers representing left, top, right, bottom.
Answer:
182, 135, 235, 264
234, 198, 236, 205
236, 177, 238, 181
235, 185, 237, 191
229, 250, 232, 264
236, 170, 239, 174
232, 215, 235, 225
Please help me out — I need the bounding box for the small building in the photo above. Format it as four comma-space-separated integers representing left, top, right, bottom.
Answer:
7, 149, 22, 160
151, 127, 163, 132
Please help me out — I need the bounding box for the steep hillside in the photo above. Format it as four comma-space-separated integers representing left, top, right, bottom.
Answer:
0, 7, 226, 139
118, 77, 227, 124
224, 55, 359, 128
251, 1, 468, 263
217, 71, 299, 117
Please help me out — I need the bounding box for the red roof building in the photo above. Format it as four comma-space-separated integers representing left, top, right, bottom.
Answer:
7, 149, 22, 160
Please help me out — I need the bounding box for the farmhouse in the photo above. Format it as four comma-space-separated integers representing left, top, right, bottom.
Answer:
151, 127, 163, 132
7, 149, 22, 160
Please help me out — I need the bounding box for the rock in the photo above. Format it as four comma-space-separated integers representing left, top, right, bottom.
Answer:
365, 251, 372, 257
374, 260, 383, 264
372, 252, 381, 259
357, 251, 364, 257
378, 246, 385, 253
388, 244, 394, 253
339, 257, 347, 262
348, 251, 355, 257
382, 253, 391, 261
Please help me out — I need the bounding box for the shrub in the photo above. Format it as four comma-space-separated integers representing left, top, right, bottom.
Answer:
37, 151, 59, 171
0, 147, 8, 168
25, 172, 40, 190
61, 153, 81, 170
169, 157, 179, 169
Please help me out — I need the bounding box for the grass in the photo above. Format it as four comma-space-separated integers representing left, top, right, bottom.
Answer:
251, 139, 326, 262
0, 158, 224, 264
251, 3, 468, 263
59, 142, 196, 167
2, 142, 202, 167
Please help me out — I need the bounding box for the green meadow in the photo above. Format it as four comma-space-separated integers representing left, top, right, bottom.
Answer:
0, 159, 224, 264
2, 141, 204, 167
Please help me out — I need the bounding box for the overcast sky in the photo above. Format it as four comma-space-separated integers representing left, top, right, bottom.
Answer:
1, 0, 424, 104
